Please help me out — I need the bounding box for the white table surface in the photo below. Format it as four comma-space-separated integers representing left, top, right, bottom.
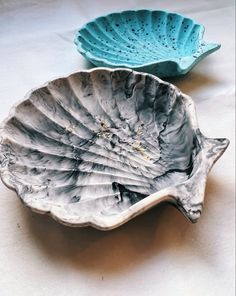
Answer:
0, 1, 235, 295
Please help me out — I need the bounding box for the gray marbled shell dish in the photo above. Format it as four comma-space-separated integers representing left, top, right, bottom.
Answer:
0, 68, 229, 230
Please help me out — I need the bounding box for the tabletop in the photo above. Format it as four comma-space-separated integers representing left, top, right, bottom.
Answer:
0, 1, 235, 295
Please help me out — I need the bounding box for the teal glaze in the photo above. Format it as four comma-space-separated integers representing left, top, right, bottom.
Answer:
74, 10, 220, 77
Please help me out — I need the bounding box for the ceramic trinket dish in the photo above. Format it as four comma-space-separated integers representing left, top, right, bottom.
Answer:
74, 10, 220, 77
0, 68, 229, 230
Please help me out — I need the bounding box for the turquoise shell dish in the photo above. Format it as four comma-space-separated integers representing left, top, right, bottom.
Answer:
74, 10, 220, 77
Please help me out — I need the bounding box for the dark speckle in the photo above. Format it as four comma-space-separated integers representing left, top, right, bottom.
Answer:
115, 195, 120, 201
70, 196, 81, 203
110, 141, 115, 149
32, 167, 38, 174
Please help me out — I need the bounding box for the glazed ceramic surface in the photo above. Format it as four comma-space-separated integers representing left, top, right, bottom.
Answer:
74, 10, 220, 77
0, 68, 229, 230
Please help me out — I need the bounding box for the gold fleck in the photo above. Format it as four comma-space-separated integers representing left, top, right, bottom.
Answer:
67, 124, 76, 133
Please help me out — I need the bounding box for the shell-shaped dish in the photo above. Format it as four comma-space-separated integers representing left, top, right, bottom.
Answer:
0, 69, 229, 230
74, 10, 220, 77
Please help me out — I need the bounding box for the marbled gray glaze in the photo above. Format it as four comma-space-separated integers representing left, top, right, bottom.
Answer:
0, 68, 229, 229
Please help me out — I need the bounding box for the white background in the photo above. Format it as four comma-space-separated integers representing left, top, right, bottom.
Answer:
0, 1, 235, 295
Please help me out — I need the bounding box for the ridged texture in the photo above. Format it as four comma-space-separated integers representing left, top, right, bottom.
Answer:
74, 10, 220, 77
0, 69, 229, 229
75, 10, 220, 77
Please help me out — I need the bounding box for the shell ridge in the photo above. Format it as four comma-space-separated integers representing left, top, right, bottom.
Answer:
79, 33, 142, 64
124, 11, 158, 59
31, 87, 151, 168
89, 18, 133, 52
8, 162, 149, 183
18, 99, 95, 148
9, 163, 151, 189
69, 72, 159, 168
167, 13, 184, 53
31, 88, 97, 139
3, 136, 155, 181
121, 11, 165, 60
112, 72, 164, 157
46, 81, 100, 132
83, 19, 146, 64
179, 21, 196, 52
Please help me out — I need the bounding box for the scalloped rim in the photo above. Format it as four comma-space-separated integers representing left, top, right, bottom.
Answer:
0, 68, 229, 230
74, 9, 220, 73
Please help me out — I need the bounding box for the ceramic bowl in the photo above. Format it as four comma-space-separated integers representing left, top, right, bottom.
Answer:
74, 10, 220, 77
0, 68, 229, 230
